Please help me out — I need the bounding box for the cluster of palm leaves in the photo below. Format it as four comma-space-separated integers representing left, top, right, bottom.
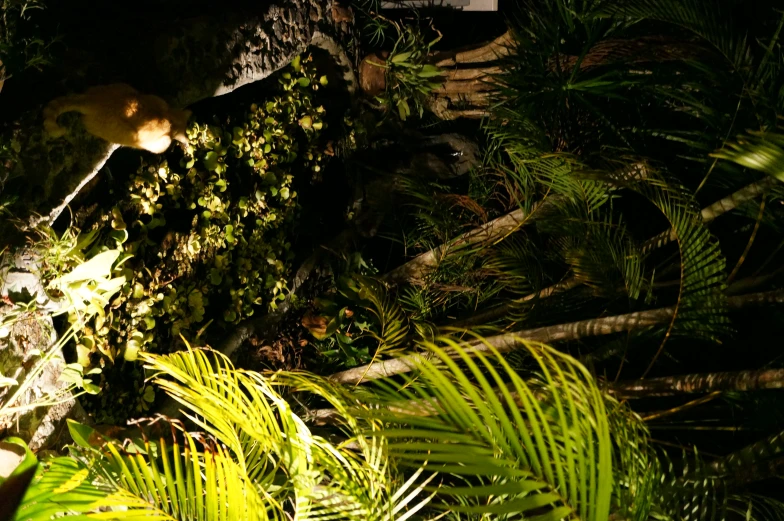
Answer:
0, 341, 670, 520
329, 0, 784, 516
9, 337, 781, 520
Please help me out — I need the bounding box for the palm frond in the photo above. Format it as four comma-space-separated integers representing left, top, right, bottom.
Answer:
139, 347, 397, 520
485, 120, 613, 210
607, 0, 753, 74
12, 456, 112, 521
726, 495, 784, 521
338, 275, 411, 355
659, 449, 729, 521
605, 399, 664, 521
712, 131, 784, 183
87, 428, 273, 521
482, 233, 549, 297
633, 173, 730, 343
350, 337, 617, 520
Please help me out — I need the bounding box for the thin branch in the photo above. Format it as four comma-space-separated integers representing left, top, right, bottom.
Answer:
383, 203, 547, 285
328, 289, 784, 385
640, 392, 722, 421
26, 144, 120, 229
727, 197, 765, 283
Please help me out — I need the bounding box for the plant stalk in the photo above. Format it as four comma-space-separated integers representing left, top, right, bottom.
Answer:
328, 289, 784, 385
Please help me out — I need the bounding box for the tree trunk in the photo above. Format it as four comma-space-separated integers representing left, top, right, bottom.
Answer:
413, 32, 710, 121
610, 368, 784, 398
328, 289, 784, 385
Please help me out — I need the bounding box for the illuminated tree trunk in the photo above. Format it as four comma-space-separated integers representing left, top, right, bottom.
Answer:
610, 368, 784, 398
4, 0, 334, 236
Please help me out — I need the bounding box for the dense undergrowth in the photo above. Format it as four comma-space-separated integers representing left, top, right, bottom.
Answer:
2, 54, 331, 422
4, 0, 784, 520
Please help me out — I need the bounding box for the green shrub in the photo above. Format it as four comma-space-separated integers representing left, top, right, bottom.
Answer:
67, 55, 328, 421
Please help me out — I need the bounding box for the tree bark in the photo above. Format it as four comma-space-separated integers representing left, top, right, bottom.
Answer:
382, 204, 541, 285
328, 289, 784, 385
423, 32, 709, 120
610, 368, 784, 398
3, 0, 333, 234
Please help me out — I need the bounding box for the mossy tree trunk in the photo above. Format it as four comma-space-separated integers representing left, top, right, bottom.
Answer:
2, 0, 334, 236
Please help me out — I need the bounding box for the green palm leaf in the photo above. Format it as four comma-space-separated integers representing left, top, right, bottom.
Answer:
632, 172, 730, 345
12, 456, 112, 521
350, 336, 616, 520
338, 275, 411, 355
140, 347, 396, 520
87, 430, 272, 521
712, 132, 784, 183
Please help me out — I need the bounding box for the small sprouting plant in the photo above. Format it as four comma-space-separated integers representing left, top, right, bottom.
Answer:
374, 18, 443, 120
0, 224, 127, 426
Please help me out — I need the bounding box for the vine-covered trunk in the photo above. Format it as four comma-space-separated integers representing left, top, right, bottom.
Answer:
3, 0, 333, 236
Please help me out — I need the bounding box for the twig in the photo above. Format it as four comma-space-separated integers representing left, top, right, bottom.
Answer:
727, 197, 765, 283
383, 203, 545, 285
26, 144, 120, 229
640, 392, 722, 422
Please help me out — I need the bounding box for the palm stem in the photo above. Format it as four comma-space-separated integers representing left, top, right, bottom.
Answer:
432, 31, 514, 68
383, 200, 552, 284
328, 289, 784, 385
610, 368, 784, 398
